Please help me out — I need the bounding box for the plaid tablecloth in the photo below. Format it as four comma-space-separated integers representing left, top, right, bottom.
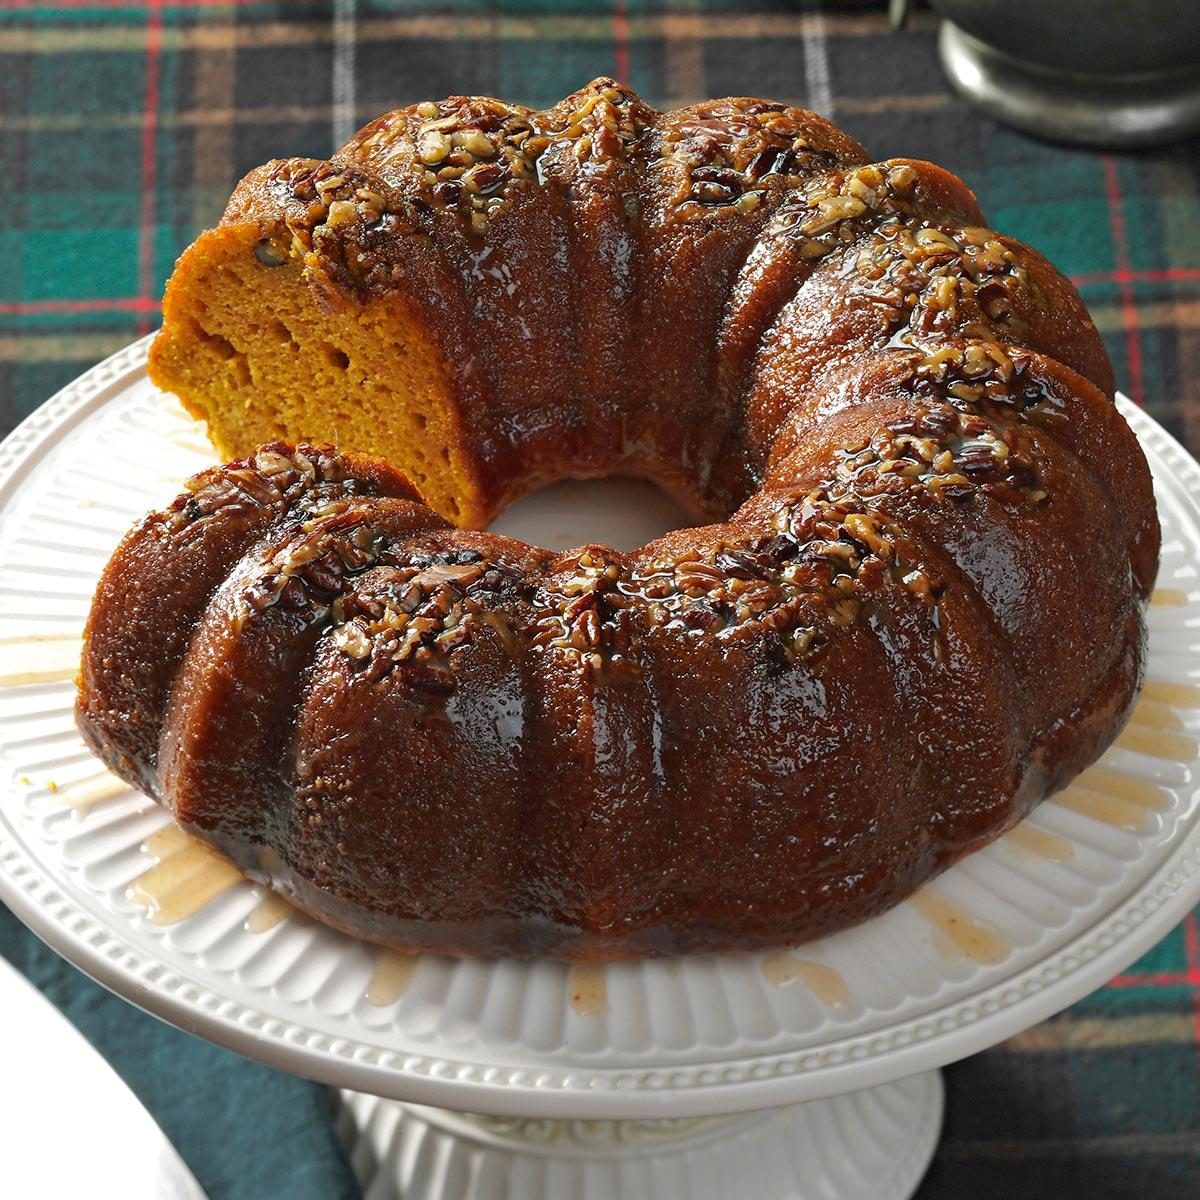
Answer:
1, 3, 1198, 1197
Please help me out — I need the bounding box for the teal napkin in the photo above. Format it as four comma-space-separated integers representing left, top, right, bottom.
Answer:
0, 904, 361, 1200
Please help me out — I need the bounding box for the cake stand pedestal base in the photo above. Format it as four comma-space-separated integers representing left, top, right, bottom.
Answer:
332, 1071, 944, 1200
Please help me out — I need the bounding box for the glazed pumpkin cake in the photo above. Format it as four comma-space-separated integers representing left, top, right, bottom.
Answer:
78, 79, 1158, 958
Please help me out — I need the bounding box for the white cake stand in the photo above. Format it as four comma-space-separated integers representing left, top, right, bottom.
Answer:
3, 340, 1200, 1200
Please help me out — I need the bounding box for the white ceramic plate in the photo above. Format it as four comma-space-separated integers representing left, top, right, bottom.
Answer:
2, 338, 1199, 1119
0, 957, 207, 1199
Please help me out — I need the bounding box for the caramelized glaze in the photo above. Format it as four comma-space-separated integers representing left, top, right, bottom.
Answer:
50, 771, 127, 816
1143, 680, 1200, 708
1054, 785, 1163, 831
910, 887, 1009, 966
366, 951, 418, 1006
1114, 724, 1197, 762
566, 963, 608, 1017
1004, 822, 1075, 863
760, 955, 850, 1007
1150, 587, 1188, 607
128, 825, 241, 924
245, 891, 300, 933
0, 635, 83, 687
76, 81, 1159, 960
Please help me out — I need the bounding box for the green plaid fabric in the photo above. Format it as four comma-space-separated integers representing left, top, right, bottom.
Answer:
1, 3, 1198, 1197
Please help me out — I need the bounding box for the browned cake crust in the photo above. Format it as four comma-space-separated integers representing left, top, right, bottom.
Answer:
78, 80, 1160, 959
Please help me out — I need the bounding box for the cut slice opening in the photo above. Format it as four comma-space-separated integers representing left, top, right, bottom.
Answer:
150, 226, 483, 527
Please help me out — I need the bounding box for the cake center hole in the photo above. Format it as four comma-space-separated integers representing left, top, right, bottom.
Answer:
488, 477, 692, 552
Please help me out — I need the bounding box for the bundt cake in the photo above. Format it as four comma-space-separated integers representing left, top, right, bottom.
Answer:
78, 80, 1159, 959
